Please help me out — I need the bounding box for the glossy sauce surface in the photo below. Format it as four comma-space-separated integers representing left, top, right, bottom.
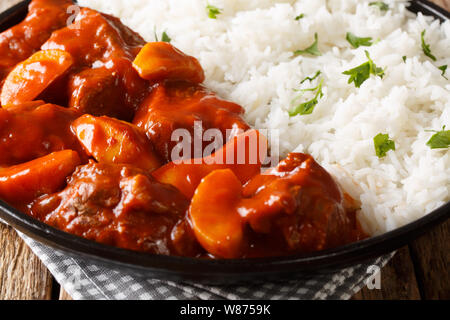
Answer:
0, 0, 73, 82
241, 153, 365, 256
30, 161, 199, 256
134, 81, 250, 162
0, 103, 86, 166
41, 7, 149, 120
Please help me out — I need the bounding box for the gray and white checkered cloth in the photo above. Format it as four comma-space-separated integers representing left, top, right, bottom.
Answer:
11, 230, 393, 300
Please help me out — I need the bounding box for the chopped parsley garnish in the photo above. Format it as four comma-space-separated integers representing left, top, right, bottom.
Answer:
206, 4, 222, 19
300, 70, 321, 84
294, 33, 322, 56
421, 30, 436, 61
342, 50, 385, 88
374, 133, 396, 158
402, 56, 407, 63
289, 78, 324, 116
369, 2, 389, 11
346, 32, 373, 49
295, 13, 305, 20
154, 29, 171, 43
438, 65, 448, 80
426, 126, 450, 149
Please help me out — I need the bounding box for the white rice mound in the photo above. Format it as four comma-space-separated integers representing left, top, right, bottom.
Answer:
78, 0, 450, 235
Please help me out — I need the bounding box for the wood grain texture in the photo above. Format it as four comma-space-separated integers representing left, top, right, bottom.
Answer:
431, 0, 450, 10
59, 289, 73, 300
0, 224, 53, 300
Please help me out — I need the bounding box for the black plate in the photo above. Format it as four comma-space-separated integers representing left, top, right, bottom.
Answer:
0, 0, 449, 284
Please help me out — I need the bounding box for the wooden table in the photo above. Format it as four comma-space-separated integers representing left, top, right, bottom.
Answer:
0, 0, 449, 300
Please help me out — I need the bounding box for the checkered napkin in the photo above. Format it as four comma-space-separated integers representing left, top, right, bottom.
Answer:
11, 230, 392, 300
0, 0, 396, 301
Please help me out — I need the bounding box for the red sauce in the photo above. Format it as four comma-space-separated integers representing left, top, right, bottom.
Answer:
240, 153, 366, 257
0, 0, 73, 82
0, 0, 366, 258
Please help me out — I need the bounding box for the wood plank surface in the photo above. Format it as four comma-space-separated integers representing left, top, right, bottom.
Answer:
0, 225, 53, 300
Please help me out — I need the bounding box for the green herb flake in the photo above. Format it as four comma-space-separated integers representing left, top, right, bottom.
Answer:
346, 32, 373, 49
300, 70, 321, 84
369, 2, 389, 11
295, 13, 305, 21
161, 31, 171, 43
374, 133, 396, 158
289, 78, 324, 116
421, 30, 437, 61
342, 50, 385, 88
206, 4, 222, 19
438, 65, 448, 80
426, 126, 450, 149
402, 56, 407, 63
294, 33, 322, 56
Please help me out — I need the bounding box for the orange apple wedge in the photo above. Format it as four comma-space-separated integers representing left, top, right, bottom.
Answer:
1, 49, 74, 106
189, 169, 245, 258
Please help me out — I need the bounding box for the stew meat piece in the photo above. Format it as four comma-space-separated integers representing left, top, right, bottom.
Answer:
0, 0, 73, 84
133, 81, 250, 162
42, 7, 145, 65
29, 161, 200, 256
0, 103, 87, 167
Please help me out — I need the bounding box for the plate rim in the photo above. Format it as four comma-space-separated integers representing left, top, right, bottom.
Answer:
0, 0, 449, 280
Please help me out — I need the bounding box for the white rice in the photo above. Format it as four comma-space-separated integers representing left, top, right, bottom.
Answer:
78, 0, 450, 235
